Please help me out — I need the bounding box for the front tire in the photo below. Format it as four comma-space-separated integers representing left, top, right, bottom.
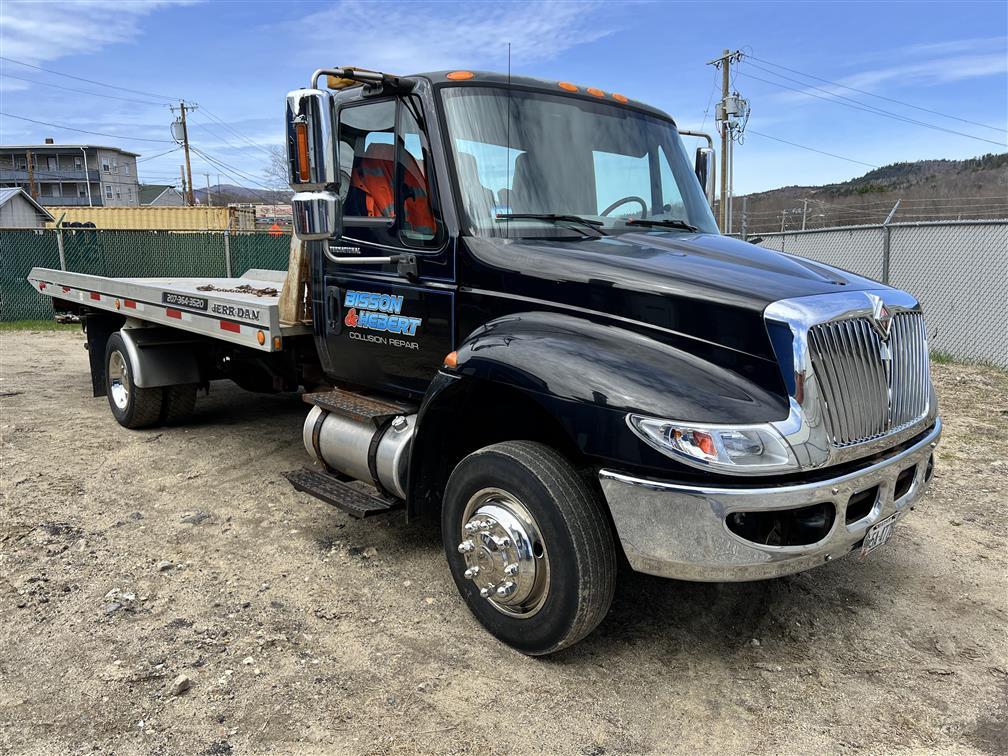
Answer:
441, 441, 616, 656
105, 332, 163, 429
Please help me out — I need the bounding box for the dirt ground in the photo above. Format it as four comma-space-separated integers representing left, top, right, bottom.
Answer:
1, 328, 1005, 755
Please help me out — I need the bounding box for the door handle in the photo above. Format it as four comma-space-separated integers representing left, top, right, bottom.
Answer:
326, 287, 341, 333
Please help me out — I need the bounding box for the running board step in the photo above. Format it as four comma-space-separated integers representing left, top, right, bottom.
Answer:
302, 389, 417, 427
284, 468, 401, 518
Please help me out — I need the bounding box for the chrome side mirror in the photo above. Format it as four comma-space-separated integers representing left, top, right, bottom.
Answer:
291, 192, 341, 242
694, 146, 716, 208
286, 88, 340, 240
286, 88, 336, 188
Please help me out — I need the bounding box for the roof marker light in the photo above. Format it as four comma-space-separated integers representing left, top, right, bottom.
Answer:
612, 93, 629, 103
586, 87, 605, 98
446, 71, 474, 80
558, 81, 578, 92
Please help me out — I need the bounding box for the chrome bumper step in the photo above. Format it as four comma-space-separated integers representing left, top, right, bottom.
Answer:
284, 467, 401, 518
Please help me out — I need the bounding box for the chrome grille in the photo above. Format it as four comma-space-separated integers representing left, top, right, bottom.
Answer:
807, 312, 930, 447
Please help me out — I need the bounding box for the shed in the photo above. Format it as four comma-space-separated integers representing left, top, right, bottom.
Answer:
0, 187, 55, 228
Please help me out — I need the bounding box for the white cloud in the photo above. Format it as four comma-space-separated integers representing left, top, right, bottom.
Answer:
296, 0, 616, 72
0, 0, 194, 64
760, 36, 1007, 107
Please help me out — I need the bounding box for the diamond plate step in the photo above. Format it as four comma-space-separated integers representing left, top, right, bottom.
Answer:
302, 389, 416, 427
284, 468, 401, 518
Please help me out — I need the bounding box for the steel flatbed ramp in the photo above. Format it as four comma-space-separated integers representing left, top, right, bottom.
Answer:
28, 267, 310, 353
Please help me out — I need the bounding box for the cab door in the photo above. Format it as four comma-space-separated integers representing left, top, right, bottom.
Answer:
314, 94, 454, 399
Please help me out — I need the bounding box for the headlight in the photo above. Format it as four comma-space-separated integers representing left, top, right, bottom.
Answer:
627, 414, 798, 474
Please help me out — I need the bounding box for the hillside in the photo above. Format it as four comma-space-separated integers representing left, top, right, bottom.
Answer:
193, 183, 291, 205
736, 152, 1008, 233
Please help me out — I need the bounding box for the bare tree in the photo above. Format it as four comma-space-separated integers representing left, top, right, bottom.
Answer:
265, 146, 289, 192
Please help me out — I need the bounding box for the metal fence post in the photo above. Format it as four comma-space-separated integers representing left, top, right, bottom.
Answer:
56, 225, 67, 271
223, 229, 232, 278
881, 200, 900, 285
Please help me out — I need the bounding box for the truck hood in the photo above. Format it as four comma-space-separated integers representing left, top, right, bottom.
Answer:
462, 231, 887, 361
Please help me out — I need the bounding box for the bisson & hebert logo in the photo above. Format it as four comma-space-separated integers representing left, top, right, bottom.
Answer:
343, 290, 422, 337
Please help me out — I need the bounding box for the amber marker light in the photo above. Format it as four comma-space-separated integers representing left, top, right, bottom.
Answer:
446, 71, 474, 80
114, 299, 121, 310
257, 330, 266, 346
586, 87, 605, 97
612, 93, 629, 103
558, 81, 578, 92
444, 351, 458, 369
294, 122, 311, 181
273, 336, 282, 350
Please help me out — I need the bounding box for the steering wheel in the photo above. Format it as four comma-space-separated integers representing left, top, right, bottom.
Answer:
601, 196, 648, 218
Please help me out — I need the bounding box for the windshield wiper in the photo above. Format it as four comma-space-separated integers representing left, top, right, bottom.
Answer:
496, 213, 607, 237
625, 218, 699, 233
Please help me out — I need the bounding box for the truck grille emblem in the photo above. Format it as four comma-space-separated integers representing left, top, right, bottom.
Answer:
867, 294, 893, 341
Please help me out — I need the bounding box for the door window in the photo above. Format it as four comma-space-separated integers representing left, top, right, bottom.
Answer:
338, 98, 440, 250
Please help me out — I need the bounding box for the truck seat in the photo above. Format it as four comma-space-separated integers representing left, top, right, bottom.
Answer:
350, 143, 435, 236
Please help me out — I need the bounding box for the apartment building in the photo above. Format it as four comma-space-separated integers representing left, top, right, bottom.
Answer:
0, 139, 140, 207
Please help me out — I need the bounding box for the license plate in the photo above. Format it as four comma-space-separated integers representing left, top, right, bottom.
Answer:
861, 513, 898, 557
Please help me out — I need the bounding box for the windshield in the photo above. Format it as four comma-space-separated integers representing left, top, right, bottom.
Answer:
440, 86, 719, 238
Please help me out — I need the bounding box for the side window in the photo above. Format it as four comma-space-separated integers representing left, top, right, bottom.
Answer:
657, 148, 687, 218
337, 98, 441, 250
397, 97, 440, 247
340, 99, 397, 247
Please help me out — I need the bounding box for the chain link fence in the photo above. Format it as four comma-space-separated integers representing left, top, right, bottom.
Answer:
746, 220, 1008, 368
3, 222, 1005, 367
0, 228, 291, 321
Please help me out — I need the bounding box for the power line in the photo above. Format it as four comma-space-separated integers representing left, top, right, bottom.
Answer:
747, 54, 1006, 134
137, 147, 182, 162
746, 129, 879, 168
196, 108, 274, 157
739, 70, 1008, 148
190, 146, 270, 188
0, 111, 175, 144
0, 72, 166, 107
0, 55, 179, 102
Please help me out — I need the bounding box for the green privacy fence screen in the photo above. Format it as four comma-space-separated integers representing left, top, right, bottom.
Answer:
0, 228, 291, 321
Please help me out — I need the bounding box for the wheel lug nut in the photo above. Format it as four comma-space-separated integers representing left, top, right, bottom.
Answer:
496, 581, 516, 598
457, 540, 474, 554
464, 522, 480, 534
479, 520, 491, 531
463, 566, 480, 580
479, 586, 493, 598
504, 563, 518, 576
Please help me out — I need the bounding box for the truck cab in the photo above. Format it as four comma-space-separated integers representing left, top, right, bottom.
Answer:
279, 67, 939, 654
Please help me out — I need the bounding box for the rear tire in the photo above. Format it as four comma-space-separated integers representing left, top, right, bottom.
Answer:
105, 332, 162, 429
160, 384, 197, 425
441, 441, 616, 656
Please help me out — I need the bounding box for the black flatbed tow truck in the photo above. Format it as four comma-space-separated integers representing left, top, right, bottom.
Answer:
31, 67, 940, 655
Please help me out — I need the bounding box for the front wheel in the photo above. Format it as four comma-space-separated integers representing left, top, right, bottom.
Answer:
441, 441, 616, 655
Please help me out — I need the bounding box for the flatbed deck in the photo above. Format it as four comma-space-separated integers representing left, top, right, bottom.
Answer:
28, 267, 310, 352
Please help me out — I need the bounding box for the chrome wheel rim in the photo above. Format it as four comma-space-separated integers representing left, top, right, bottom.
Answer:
457, 487, 550, 618
108, 350, 129, 410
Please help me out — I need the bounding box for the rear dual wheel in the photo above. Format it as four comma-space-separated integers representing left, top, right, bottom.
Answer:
104, 333, 197, 429
442, 441, 616, 656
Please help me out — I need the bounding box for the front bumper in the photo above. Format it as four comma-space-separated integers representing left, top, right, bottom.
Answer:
598, 418, 942, 582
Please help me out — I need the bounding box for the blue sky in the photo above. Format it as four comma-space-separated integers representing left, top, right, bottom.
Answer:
1, 0, 1005, 195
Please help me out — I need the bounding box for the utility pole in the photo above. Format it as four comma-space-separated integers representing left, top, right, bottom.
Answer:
26, 150, 37, 200
708, 49, 748, 233
801, 198, 809, 231
179, 165, 188, 202
171, 101, 197, 206
718, 49, 729, 231
205, 173, 213, 206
